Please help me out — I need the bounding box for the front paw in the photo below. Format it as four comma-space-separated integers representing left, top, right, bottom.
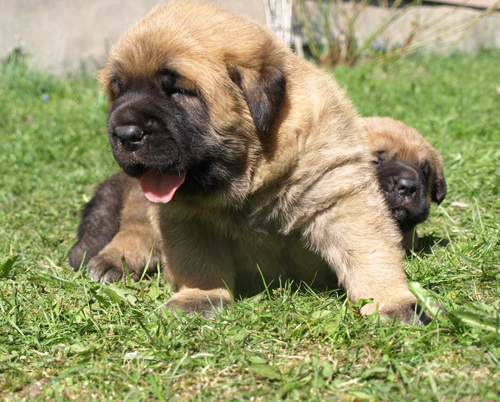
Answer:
381, 302, 433, 325
88, 254, 123, 282
87, 249, 157, 283
361, 293, 433, 325
163, 289, 232, 318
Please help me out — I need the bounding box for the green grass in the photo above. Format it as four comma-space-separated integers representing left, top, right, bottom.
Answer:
1, 50, 499, 401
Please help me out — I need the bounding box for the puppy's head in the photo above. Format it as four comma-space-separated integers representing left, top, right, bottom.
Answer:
98, 2, 287, 203
362, 117, 446, 232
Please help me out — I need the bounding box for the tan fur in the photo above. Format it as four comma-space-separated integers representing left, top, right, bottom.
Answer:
93, 1, 427, 322
362, 117, 446, 250
87, 177, 162, 282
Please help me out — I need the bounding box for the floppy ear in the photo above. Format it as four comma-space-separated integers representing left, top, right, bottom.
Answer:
228, 65, 286, 137
431, 168, 447, 205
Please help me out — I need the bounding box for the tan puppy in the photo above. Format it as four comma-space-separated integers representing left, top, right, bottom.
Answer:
362, 117, 446, 251
70, 1, 429, 323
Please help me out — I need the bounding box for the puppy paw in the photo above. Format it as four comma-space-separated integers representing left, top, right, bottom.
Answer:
380, 302, 433, 325
68, 242, 94, 270
88, 255, 123, 282
163, 289, 232, 318
361, 293, 434, 325
86, 248, 157, 283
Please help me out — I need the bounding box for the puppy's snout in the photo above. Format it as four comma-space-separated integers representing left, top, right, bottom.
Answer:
115, 125, 144, 152
396, 178, 417, 196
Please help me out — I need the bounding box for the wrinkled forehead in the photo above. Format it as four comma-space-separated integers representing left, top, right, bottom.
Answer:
105, 30, 228, 92
367, 130, 429, 166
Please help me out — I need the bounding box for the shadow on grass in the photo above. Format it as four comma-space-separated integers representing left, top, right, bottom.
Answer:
418, 234, 449, 255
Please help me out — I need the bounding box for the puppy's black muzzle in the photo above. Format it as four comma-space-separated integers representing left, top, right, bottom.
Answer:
376, 161, 423, 200
376, 160, 429, 229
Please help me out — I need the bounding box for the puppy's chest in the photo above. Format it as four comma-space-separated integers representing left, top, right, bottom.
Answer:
218, 206, 283, 250
223, 210, 324, 282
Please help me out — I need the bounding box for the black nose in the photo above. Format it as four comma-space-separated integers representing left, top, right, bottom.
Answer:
396, 178, 417, 196
114, 125, 144, 151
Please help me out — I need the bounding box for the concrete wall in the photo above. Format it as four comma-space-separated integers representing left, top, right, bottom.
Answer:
1, 0, 267, 74
1, 0, 499, 74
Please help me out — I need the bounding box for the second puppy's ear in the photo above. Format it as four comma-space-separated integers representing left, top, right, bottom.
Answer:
432, 173, 447, 205
424, 159, 447, 205
228, 64, 286, 137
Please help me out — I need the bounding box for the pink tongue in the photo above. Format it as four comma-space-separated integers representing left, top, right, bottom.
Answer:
140, 171, 186, 203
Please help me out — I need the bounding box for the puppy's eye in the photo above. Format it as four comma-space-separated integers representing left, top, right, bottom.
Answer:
158, 71, 176, 93
171, 87, 198, 98
422, 161, 431, 177
158, 70, 197, 98
110, 77, 124, 97
373, 150, 385, 164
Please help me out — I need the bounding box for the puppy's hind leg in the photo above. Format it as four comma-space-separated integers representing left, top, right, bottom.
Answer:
69, 172, 129, 270
86, 180, 161, 283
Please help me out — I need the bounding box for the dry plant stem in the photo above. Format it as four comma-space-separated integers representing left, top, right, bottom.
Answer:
354, 0, 423, 59
295, 0, 498, 66
401, 2, 500, 55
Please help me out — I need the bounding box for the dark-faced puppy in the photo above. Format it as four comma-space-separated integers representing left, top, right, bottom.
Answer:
71, 1, 431, 323
362, 117, 447, 251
